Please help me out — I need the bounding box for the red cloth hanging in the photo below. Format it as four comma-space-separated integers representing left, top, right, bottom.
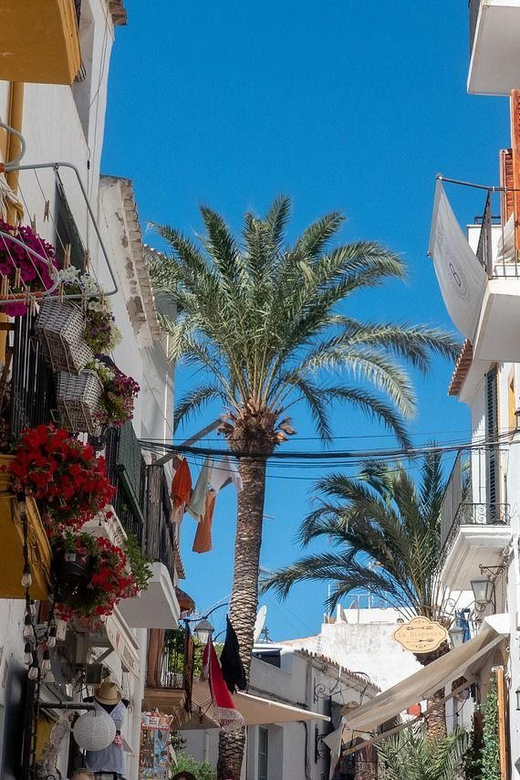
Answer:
171, 458, 192, 511
202, 637, 244, 732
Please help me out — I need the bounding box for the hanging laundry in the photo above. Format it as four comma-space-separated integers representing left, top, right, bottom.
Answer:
171, 457, 192, 510
202, 636, 244, 732
192, 490, 216, 554
220, 616, 247, 693
187, 457, 212, 522
209, 456, 243, 494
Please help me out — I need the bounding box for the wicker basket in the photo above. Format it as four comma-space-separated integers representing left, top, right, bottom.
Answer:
57, 370, 103, 435
36, 300, 93, 374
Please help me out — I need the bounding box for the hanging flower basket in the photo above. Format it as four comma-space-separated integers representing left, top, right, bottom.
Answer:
36, 299, 94, 373
9, 425, 115, 533
57, 369, 104, 435
0, 220, 58, 316
51, 531, 138, 625
86, 359, 140, 428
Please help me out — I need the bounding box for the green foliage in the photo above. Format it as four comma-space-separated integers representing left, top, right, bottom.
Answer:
123, 532, 153, 592
462, 718, 484, 780
149, 197, 459, 448
376, 727, 468, 780
173, 753, 216, 780
481, 678, 500, 780
262, 450, 448, 619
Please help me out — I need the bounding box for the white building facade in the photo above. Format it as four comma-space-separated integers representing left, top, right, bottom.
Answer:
0, 3, 185, 779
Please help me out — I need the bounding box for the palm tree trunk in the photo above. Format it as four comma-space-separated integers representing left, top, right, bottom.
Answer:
217, 455, 267, 780
414, 642, 449, 739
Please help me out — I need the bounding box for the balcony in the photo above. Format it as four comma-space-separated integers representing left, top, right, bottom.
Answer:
471, 192, 520, 362
0, 0, 81, 85
143, 625, 195, 721
104, 424, 182, 629
468, 0, 520, 95
0, 314, 54, 600
440, 452, 512, 590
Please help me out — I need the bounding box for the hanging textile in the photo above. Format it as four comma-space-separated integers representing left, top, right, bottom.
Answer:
220, 616, 247, 693
192, 489, 216, 554
209, 456, 243, 494
187, 457, 212, 522
171, 457, 192, 510
202, 636, 245, 732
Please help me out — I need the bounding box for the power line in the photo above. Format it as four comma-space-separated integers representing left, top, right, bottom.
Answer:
139, 429, 514, 463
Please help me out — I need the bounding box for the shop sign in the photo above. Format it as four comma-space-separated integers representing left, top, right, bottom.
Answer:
393, 616, 448, 653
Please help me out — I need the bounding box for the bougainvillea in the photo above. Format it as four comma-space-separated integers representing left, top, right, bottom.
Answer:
51, 531, 138, 623
0, 220, 58, 316
9, 425, 115, 532
87, 360, 140, 427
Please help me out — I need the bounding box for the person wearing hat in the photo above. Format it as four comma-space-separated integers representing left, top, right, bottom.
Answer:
84, 680, 128, 780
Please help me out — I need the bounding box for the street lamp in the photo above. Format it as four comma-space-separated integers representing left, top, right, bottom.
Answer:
471, 578, 494, 611
448, 624, 465, 648
193, 618, 214, 644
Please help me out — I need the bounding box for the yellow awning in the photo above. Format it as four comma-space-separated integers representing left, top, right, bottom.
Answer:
191, 680, 329, 727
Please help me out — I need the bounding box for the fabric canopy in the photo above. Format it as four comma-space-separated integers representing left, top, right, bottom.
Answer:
342, 615, 508, 737
191, 679, 329, 727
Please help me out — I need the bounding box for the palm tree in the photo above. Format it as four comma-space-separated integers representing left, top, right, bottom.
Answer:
262, 451, 453, 736
149, 197, 458, 779
376, 727, 468, 780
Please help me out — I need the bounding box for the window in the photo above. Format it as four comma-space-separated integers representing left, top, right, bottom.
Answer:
55, 177, 85, 271
258, 728, 268, 780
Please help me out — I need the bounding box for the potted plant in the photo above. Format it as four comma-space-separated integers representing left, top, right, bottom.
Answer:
36, 267, 121, 373
9, 425, 115, 533
87, 359, 140, 428
0, 220, 58, 316
51, 532, 93, 594
51, 531, 148, 625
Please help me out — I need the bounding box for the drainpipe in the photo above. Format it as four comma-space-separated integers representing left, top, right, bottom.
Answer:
5, 81, 24, 222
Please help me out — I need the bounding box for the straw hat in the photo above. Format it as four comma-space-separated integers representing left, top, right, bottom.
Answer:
94, 680, 121, 706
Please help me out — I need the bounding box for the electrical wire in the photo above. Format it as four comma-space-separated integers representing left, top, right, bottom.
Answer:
139, 428, 515, 463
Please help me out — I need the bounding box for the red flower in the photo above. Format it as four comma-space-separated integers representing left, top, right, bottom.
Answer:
10, 425, 115, 533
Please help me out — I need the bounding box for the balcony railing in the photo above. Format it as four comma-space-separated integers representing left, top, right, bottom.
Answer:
442, 502, 510, 563
104, 426, 181, 585
158, 627, 194, 692
8, 313, 56, 440
105, 422, 146, 544
146, 463, 179, 584
145, 625, 195, 714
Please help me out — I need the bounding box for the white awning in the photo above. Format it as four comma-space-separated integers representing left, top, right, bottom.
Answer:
342, 615, 508, 737
191, 680, 329, 727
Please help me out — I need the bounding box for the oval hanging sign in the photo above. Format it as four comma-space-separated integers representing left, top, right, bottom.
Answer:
392, 616, 448, 654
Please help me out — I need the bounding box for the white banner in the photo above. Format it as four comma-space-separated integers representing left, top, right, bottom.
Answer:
429, 180, 487, 341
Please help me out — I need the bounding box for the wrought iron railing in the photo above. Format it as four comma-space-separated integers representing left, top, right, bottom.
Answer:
152, 626, 195, 699
146, 463, 178, 583
441, 502, 510, 564
105, 422, 146, 544
9, 314, 55, 440
473, 190, 517, 278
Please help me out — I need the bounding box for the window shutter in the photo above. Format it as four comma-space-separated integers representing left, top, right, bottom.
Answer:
499, 148, 514, 224
485, 368, 499, 509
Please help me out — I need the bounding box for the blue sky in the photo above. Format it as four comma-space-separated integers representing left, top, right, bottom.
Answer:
102, 1, 509, 641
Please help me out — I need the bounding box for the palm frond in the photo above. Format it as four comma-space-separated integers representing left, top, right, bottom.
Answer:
173, 384, 227, 433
